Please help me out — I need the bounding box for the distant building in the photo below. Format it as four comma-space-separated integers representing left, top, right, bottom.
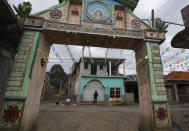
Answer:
69, 57, 126, 103
124, 72, 189, 104
124, 75, 138, 103
164, 72, 189, 103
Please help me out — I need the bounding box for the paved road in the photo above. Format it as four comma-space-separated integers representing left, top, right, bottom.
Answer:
37, 104, 189, 131
37, 104, 139, 131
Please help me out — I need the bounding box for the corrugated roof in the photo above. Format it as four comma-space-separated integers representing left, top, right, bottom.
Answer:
164, 72, 189, 80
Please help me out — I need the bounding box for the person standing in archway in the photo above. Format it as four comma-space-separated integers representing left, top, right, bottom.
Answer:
93, 90, 98, 104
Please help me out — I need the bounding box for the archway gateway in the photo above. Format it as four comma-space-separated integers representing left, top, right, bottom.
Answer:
0, 0, 171, 130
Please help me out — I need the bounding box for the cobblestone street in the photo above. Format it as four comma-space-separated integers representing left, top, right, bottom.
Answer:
37, 104, 189, 131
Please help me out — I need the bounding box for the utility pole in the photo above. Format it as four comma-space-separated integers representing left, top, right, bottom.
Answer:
151, 9, 155, 28
80, 46, 85, 74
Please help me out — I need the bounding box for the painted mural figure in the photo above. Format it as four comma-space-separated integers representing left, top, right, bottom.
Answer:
93, 90, 98, 104
92, 9, 106, 21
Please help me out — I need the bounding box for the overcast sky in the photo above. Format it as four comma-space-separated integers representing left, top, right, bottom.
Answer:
8, 0, 189, 75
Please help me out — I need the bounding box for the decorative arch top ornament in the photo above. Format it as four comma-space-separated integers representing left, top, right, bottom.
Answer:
84, 0, 112, 23
86, 1, 111, 22
49, 9, 63, 19
131, 19, 141, 29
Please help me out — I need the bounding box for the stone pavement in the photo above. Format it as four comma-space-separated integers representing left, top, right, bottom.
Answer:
37, 104, 189, 131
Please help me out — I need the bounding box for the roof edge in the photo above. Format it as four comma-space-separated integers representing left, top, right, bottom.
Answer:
128, 9, 155, 30
31, 0, 67, 16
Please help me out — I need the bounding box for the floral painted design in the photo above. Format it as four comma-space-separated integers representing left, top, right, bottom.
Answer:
131, 19, 141, 29
2, 106, 21, 123
156, 107, 167, 121
49, 9, 62, 19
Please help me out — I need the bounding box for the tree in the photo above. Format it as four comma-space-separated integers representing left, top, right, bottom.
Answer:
13, 2, 32, 17
48, 64, 68, 91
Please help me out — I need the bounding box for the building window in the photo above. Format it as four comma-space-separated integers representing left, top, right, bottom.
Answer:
91, 64, 97, 75
84, 62, 88, 69
100, 65, 103, 70
110, 88, 121, 98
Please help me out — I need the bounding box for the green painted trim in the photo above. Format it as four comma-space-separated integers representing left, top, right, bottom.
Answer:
22, 32, 41, 96
156, 79, 165, 83
14, 63, 26, 68
65, 0, 70, 23
152, 50, 159, 53
24, 31, 34, 36
19, 46, 30, 51
146, 42, 167, 101
151, 44, 159, 47
29, 33, 41, 78
80, 0, 84, 24
154, 64, 162, 68
154, 71, 163, 75
31, 0, 67, 16
5, 31, 41, 97
128, 9, 155, 30
8, 81, 22, 87
153, 57, 161, 60
10, 72, 24, 77
16, 54, 28, 59
21, 39, 33, 43
157, 87, 166, 90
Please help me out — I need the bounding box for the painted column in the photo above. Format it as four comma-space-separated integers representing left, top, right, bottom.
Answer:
0, 28, 50, 131
123, 60, 126, 76
174, 84, 180, 103
109, 61, 111, 76
136, 41, 171, 131
105, 85, 109, 102
0, 30, 40, 130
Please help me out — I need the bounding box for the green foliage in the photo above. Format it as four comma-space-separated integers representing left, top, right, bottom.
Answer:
59, 0, 64, 4
13, 2, 32, 17
155, 21, 169, 32
48, 64, 69, 90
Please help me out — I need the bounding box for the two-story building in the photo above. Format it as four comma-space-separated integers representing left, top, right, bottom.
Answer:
70, 57, 126, 103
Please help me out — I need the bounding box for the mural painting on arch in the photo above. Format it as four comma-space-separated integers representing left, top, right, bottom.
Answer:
0, 0, 171, 131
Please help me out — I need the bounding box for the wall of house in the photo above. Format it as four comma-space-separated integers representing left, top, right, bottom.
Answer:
80, 76, 125, 102
70, 63, 81, 101
82, 62, 91, 76
82, 62, 109, 76
97, 64, 108, 76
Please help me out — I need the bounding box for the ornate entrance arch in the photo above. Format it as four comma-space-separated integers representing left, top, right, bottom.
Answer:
83, 80, 105, 101
0, 0, 171, 130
